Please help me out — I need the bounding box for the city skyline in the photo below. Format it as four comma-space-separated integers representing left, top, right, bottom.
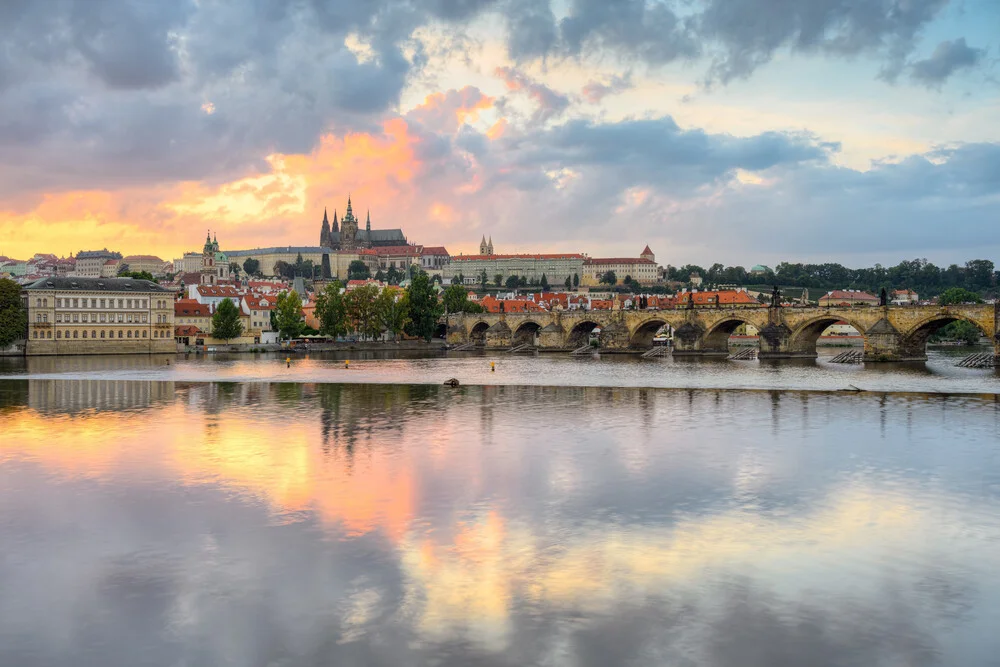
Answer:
1, 0, 998, 265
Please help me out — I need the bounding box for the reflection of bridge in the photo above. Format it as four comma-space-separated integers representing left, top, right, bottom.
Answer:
444, 304, 999, 362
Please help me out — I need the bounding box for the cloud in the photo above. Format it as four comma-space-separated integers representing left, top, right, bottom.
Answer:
581, 73, 633, 103
406, 86, 495, 134
494, 66, 571, 124
909, 38, 985, 87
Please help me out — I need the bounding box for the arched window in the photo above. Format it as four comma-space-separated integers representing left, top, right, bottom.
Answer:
57, 331, 61, 339
118, 331, 123, 338
32, 331, 37, 339
82, 330, 87, 338
47, 330, 51, 338
127, 330, 132, 338
92, 330, 96, 339
73, 331, 78, 339
142, 330, 147, 338
100, 331, 105, 338
134, 330, 139, 339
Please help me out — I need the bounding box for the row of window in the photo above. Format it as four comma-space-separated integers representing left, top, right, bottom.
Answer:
52, 312, 151, 324
32, 329, 171, 340
34, 297, 171, 309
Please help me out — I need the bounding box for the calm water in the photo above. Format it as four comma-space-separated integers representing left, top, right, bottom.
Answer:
1, 346, 998, 393
1, 378, 999, 666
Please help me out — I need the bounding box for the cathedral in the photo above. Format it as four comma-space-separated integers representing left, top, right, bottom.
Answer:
319, 196, 407, 251
479, 235, 494, 255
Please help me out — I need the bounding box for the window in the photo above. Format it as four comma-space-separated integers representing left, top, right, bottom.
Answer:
57, 298, 63, 308
127, 299, 133, 309
32, 331, 37, 339
127, 330, 131, 338
72, 298, 79, 308
82, 330, 87, 338
72, 313, 79, 323
142, 314, 147, 323
91, 299, 96, 308
117, 299, 123, 308
57, 331, 61, 339
35, 298, 40, 307
127, 314, 133, 323
142, 300, 147, 308
100, 314, 106, 323
91, 330, 96, 339
142, 331, 147, 338
47, 330, 51, 338
35, 314, 41, 322
100, 331, 105, 338
43, 298, 48, 307
100, 299, 106, 308
118, 331, 122, 338
73, 330, 78, 339
56, 314, 62, 323
42, 314, 47, 323
117, 313, 123, 322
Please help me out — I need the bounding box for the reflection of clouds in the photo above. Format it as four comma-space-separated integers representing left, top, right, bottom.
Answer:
1, 381, 998, 664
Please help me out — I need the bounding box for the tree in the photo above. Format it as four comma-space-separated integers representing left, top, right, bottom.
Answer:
274, 290, 304, 340
480, 269, 489, 290
442, 283, 482, 313
229, 262, 241, 280
314, 281, 348, 339
348, 260, 370, 281
346, 283, 381, 340
505, 275, 520, 289
600, 270, 617, 286
386, 266, 402, 285
405, 271, 443, 341
938, 287, 983, 305
243, 258, 261, 277
573, 273, 579, 288
408, 264, 419, 280
376, 288, 410, 341
273, 260, 294, 279
494, 273, 503, 287
540, 273, 550, 290
211, 298, 244, 341
0, 278, 27, 349
565, 276, 572, 291
453, 272, 465, 286
932, 320, 982, 345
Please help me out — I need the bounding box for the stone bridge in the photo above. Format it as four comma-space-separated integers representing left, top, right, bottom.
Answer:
443, 304, 999, 362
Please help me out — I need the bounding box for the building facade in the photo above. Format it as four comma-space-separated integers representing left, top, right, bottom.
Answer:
123, 255, 169, 276
225, 247, 370, 279
73, 250, 122, 277
581, 256, 659, 286
23, 277, 176, 355
444, 254, 585, 286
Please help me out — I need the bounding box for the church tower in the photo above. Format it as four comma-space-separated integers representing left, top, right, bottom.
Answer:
320, 208, 332, 247
479, 235, 488, 255
332, 210, 339, 233
341, 196, 359, 251
488, 236, 494, 255
200, 230, 217, 286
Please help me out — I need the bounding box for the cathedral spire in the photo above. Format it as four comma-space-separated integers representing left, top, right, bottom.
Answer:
366, 210, 370, 232
332, 209, 338, 233
320, 207, 332, 247
346, 195, 353, 217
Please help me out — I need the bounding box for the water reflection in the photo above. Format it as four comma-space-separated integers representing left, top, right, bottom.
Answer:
1, 380, 999, 666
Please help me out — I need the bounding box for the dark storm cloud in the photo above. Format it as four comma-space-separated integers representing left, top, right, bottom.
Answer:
909, 38, 985, 87
510, 117, 832, 186
0, 0, 501, 199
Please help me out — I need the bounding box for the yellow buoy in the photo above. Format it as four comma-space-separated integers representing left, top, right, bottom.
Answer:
286, 356, 290, 368
345, 360, 350, 369
490, 361, 495, 372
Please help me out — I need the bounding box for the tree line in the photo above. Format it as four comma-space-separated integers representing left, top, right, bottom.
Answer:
663, 259, 997, 298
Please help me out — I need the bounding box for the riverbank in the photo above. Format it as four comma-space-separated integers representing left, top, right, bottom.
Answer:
180, 339, 449, 354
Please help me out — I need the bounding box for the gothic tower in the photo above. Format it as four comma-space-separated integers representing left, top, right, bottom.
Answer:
320, 208, 332, 247
341, 196, 359, 251
332, 209, 339, 233
480, 235, 488, 255
487, 236, 494, 255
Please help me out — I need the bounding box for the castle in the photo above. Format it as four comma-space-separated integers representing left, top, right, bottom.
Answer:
319, 196, 407, 251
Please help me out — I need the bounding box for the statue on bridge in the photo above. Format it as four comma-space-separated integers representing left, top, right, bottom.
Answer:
880, 287, 887, 306
686, 292, 694, 309
770, 285, 781, 308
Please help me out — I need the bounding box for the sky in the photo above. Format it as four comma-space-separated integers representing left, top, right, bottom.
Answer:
1, 0, 998, 267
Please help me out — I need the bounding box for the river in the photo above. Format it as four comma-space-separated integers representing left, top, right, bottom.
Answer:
0, 353, 998, 665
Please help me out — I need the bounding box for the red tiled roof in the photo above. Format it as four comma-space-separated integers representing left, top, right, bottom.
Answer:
584, 257, 656, 265
641, 245, 653, 255
421, 246, 450, 256
174, 325, 201, 336
375, 245, 423, 256
660, 290, 763, 307
479, 296, 545, 313
243, 294, 276, 310
174, 299, 212, 317
124, 254, 164, 262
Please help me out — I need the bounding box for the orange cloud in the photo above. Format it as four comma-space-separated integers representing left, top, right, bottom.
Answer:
407, 86, 495, 133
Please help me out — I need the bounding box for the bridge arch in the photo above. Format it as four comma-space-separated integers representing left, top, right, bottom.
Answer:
568, 320, 602, 348
900, 313, 991, 358
702, 316, 758, 354
629, 318, 671, 349
513, 320, 544, 346
788, 316, 867, 358
469, 321, 491, 345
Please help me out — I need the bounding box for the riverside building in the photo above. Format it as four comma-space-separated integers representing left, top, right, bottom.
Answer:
22, 277, 176, 355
